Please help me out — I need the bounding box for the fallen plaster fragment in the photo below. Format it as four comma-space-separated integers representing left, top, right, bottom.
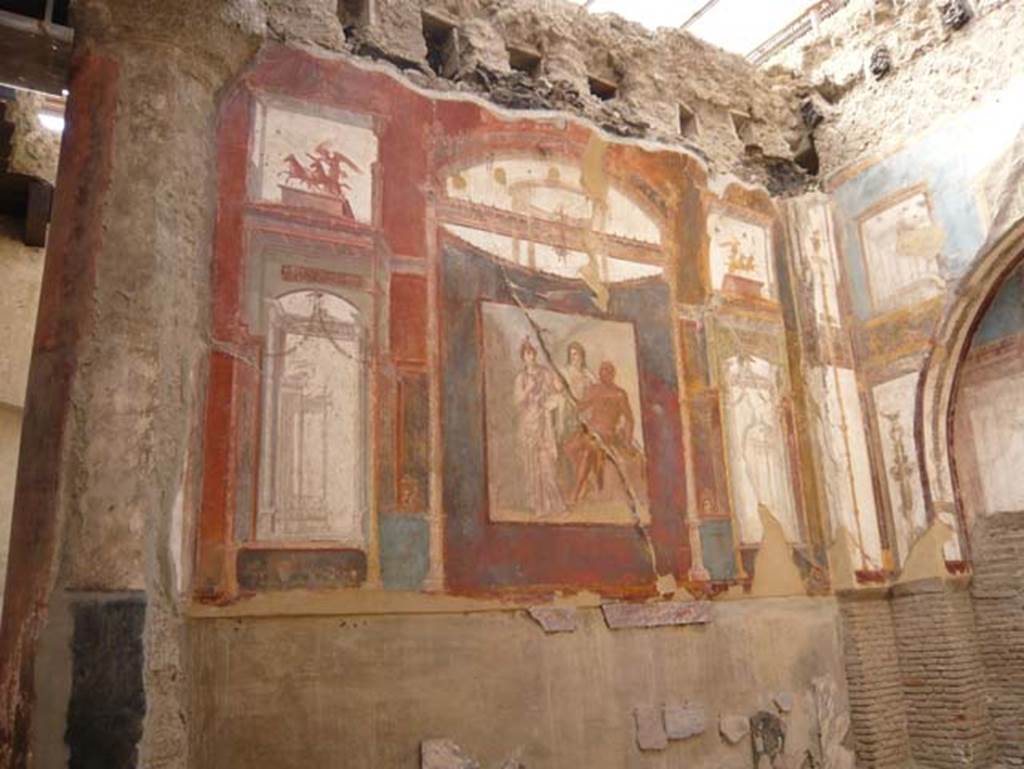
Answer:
655, 573, 678, 597
634, 706, 669, 751
602, 600, 712, 630
663, 703, 706, 740
719, 715, 750, 745
773, 692, 794, 713
421, 739, 481, 769
526, 606, 578, 633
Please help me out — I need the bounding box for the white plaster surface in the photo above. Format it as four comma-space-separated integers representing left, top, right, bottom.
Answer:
960, 372, 1024, 516
873, 372, 928, 566
722, 355, 798, 544
809, 366, 881, 571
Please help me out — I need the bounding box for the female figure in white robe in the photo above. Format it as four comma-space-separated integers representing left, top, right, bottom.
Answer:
513, 338, 566, 516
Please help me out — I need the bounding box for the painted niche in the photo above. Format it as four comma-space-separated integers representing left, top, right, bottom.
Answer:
257, 290, 368, 545
858, 189, 946, 314
708, 210, 776, 301
250, 97, 379, 224
953, 262, 1024, 525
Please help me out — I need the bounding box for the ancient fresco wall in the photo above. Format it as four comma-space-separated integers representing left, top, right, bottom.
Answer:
806, 75, 1024, 577
178, 46, 860, 769
195, 45, 826, 606
953, 261, 1024, 526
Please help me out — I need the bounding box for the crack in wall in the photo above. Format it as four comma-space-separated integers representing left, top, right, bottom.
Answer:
495, 261, 667, 587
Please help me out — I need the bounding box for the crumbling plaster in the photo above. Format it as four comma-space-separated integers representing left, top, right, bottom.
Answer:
6, 91, 60, 185
2, 0, 1024, 767
3, 1, 826, 762
218, 0, 816, 191
766, 0, 1024, 178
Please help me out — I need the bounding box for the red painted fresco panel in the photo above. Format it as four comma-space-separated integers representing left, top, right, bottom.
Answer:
390, 273, 427, 366
198, 45, 702, 600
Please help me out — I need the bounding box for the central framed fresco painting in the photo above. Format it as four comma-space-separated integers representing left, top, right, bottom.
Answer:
480, 301, 649, 526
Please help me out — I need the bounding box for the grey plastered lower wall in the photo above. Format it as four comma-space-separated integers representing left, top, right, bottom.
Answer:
971, 512, 1024, 765
188, 598, 846, 769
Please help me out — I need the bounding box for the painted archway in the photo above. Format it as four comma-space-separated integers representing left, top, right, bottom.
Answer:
917, 216, 1024, 552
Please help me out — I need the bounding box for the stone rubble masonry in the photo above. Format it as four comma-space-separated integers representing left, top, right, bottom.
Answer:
244, 0, 816, 192
970, 512, 1024, 767
837, 588, 910, 769
5, 90, 60, 185
764, 0, 1024, 177
891, 578, 994, 769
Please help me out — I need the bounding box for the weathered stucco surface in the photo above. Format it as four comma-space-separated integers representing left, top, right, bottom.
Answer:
190, 598, 845, 769
1, 0, 1023, 768
767, 0, 1024, 178
6, 90, 60, 184
219, 0, 817, 191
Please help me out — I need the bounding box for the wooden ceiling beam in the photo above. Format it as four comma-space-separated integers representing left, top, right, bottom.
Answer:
0, 9, 73, 96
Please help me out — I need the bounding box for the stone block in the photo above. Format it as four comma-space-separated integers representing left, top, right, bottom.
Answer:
601, 600, 712, 630
663, 702, 706, 740
527, 607, 578, 633
634, 706, 669, 751
720, 714, 750, 744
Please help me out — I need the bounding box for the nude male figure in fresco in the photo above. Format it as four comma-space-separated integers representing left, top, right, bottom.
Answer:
564, 361, 639, 505
513, 338, 567, 516
558, 340, 596, 440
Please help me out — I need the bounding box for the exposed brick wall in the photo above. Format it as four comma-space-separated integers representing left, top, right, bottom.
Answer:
891, 578, 994, 769
970, 512, 1024, 766
838, 590, 910, 769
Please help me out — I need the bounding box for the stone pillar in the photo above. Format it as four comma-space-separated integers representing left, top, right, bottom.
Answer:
0, 2, 259, 767
970, 512, 1024, 766
890, 578, 994, 769
837, 589, 910, 769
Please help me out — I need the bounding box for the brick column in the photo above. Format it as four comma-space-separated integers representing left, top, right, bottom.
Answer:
970, 512, 1024, 765
838, 589, 910, 768
890, 578, 994, 769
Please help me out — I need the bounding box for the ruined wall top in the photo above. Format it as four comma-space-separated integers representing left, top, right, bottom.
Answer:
197, 0, 817, 194
764, 0, 1022, 178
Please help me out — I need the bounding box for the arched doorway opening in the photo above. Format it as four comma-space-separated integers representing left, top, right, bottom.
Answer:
918, 217, 1024, 555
